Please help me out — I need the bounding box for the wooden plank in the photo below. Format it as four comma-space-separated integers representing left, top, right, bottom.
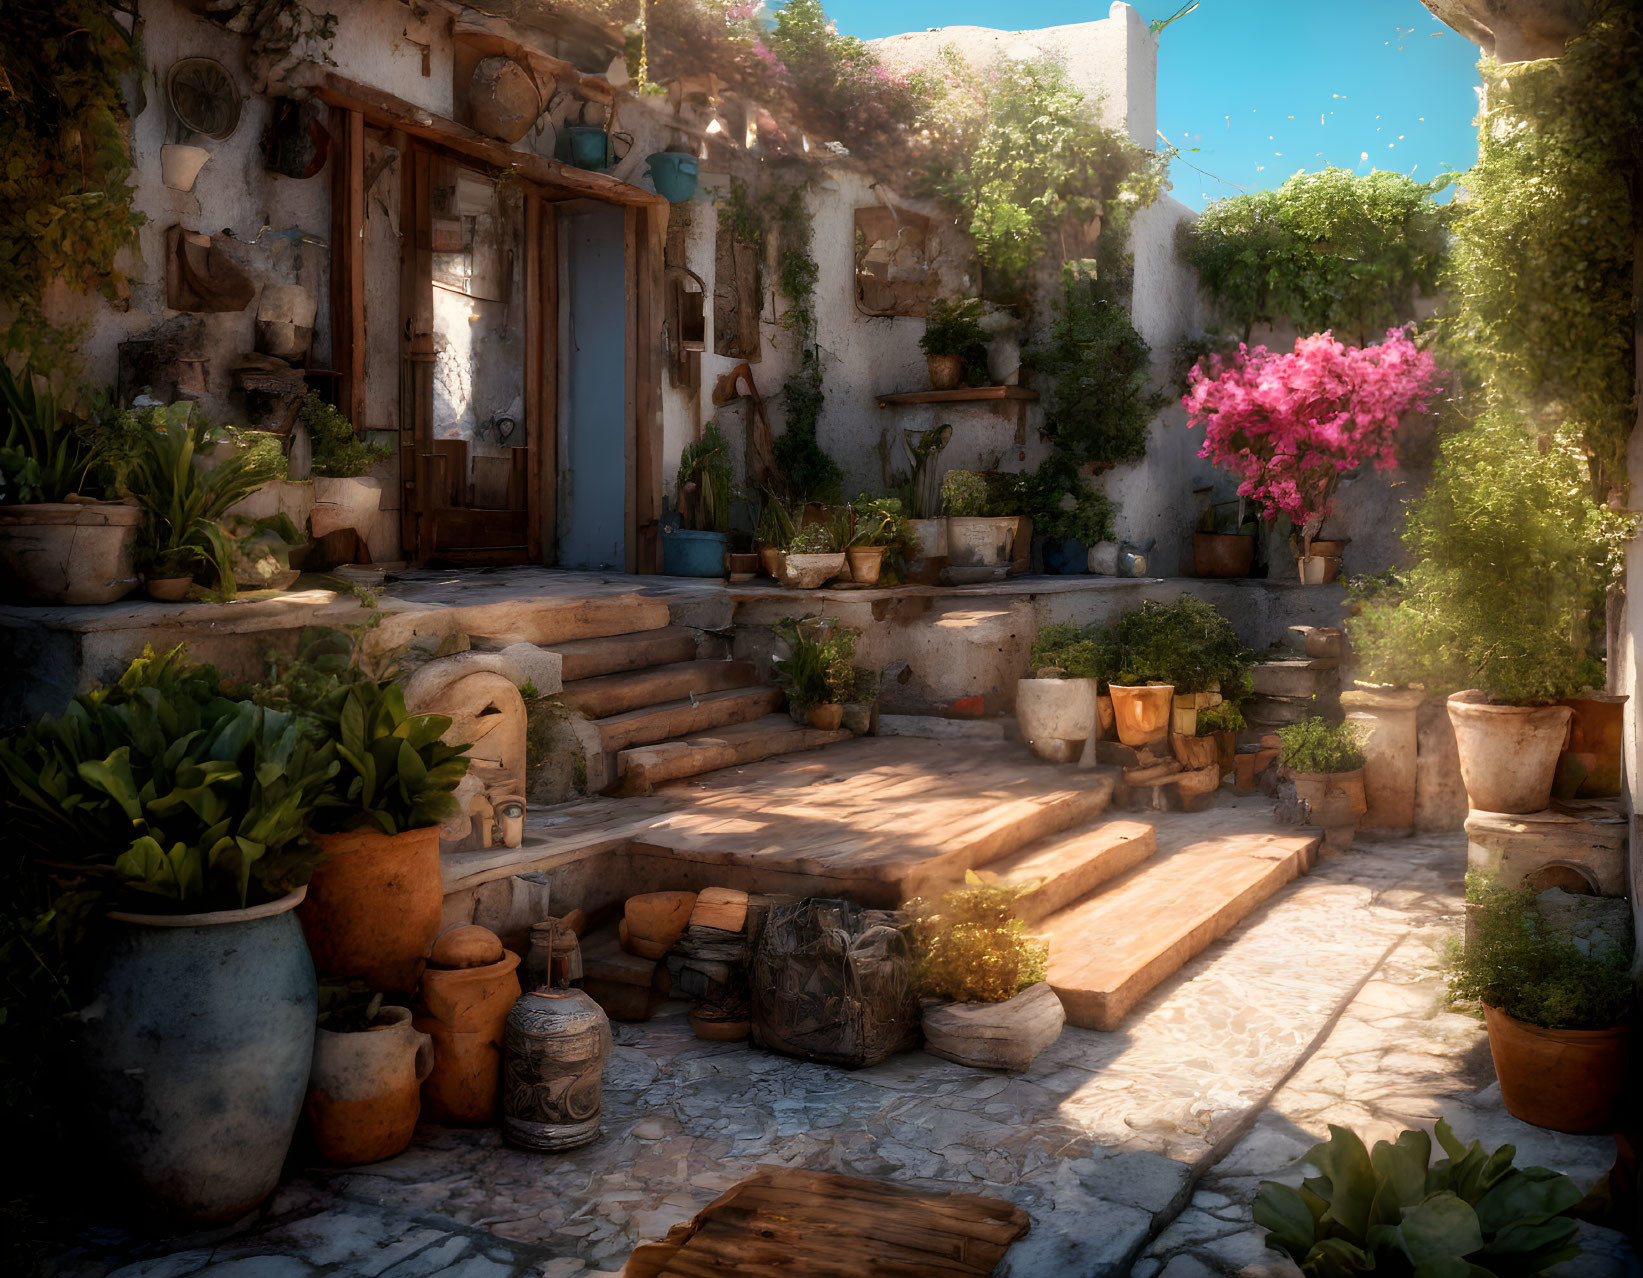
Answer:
634, 200, 667, 573
523, 194, 543, 563
278, 65, 665, 208
328, 107, 367, 432
550, 626, 699, 680
596, 687, 785, 755
616, 716, 852, 795
624, 203, 640, 574
875, 386, 1038, 407
540, 200, 559, 564
405, 146, 435, 565
970, 819, 1158, 921
561, 659, 759, 719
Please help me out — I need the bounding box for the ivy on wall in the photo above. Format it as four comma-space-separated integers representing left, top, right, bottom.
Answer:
1180, 168, 1452, 345
0, 1, 143, 356
1439, 1, 1641, 499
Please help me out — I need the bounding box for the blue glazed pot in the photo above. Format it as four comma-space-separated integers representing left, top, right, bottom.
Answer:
662, 529, 727, 577
77, 888, 318, 1225
646, 152, 699, 203
1043, 537, 1088, 574
567, 126, 611, 171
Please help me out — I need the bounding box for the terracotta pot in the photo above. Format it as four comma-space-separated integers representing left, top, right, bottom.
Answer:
0, 501, 142, 605
804, 703, 845, 731
1289, 767, 1368, 837
145, 576, 193, 602
781, 552, 845, 589
306, 1006, 434, 1166
1297, 555, 1341, 585
1308, 539, 1349, 559
502, 989, 612, 1151
414, 949, 522, 1123
1097, 694, 1115, 739
1172, 733, 1219, 771
1446, 692, 1573, 814
1555, 694, 1627, 798
1016, 677, 1098, 763
79, 888, 315, 1225
1109, 684, 1174, 748
845, 546, 884, 586
1340, 686, 1426, 833
1192, 532, 1253, 578
299, 825, 444, 992
758, 545, 785, 579
1483, 1004, 1630, 1134
926, 353, 963, 390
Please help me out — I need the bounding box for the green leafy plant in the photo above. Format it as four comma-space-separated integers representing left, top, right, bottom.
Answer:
901, 424, 952, 520
909, 871, 1048, 1004
846, 495, 915, 553
1028, 270, 1168, 470
1028, 622, 1112, 683
1109, 598, 1251, 696
1448, 878, 1635, 1031
755, 493, 797, 549
677, 421, 734, 534
1345, 597, 1466, 695
787, 521, 841, 554
308, 682, 471, 837
1026, 454, 1117, 546
919, 296, 988, 360
1195, 702, 1246, 736
125, 404, 282, 593
1277, 717, 1367, 774
303, 394, 390, 480
0, 360, 91, 504
775, 351, 844, 506
772, 615, 857, 711
1181, 168, 1452, 345
0, 645, 338, 910
941, 470, 989, 517
1254, 1120, 1583, 1277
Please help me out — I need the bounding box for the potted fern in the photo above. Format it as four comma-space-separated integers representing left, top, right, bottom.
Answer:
910, 873, 1063, 1071
919, 297, 989, 390
663, 422, 732, 577
772, 615, 857, 730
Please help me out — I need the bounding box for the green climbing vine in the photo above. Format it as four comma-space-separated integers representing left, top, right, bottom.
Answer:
0, 0, 143, 357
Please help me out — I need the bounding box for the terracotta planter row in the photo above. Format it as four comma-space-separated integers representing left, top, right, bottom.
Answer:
1189, 533, 1348, 583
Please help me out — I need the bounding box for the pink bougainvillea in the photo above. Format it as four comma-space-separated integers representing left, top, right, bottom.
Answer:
1183, 328, 1444, 535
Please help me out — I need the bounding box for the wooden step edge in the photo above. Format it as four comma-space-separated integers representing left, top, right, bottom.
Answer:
981, 821, 1159, 923
550, 626, 703, 681
561, 659, 761, 718
595, 686, 785, 755
614, 719, 854, 795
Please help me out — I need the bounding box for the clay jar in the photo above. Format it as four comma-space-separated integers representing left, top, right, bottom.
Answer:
1484, 1004, 1630, 1134
1108, 684, 1174, 749
1289, 768, 1368, 851
299, 825, 443, 991
306, 1006, 434, 1166
1015, 676, 1098, 763
1446, 692, 1573, 814
502, 988, 612, 1151
413, 927, 522, 1124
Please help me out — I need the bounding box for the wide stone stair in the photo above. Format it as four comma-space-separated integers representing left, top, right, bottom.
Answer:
542, 610, 850, 797
953, 788, 1322, 1032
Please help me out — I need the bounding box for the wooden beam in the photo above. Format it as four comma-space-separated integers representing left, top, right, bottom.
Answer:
523, 194, 543, 564
331, 108, 367, 431
634, 200, 668, 575
280, 65, 664, 209
540, 201, 560, 566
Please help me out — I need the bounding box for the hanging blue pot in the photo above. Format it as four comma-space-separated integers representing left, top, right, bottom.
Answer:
662, 528, 727, 577
1043, 537, 1088, 574
567, 126, 611, 172
646, 152, 699, 203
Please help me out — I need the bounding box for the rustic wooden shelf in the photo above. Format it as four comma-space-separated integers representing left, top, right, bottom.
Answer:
875, 385, 1038, 444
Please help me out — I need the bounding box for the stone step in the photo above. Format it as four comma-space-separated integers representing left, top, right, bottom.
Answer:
548, 627, 700, 682
1036, 829, 1320, 1031
972, 819, 1158, 923
614, 714, 853, 795
594, 686, 786, 756
562, 659, 759, 720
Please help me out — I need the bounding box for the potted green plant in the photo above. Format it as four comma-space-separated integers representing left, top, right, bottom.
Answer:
0, 645, 337, 1223
900, 424, 952, 583
772, 615, 857, 730
919, 297, 989, 390
1448, 879, 1633, 1134
1017, 622, 1112, 763
306, 983, 434, 1167
663, 422, 732, 577
910, 873, 1062, 1071
1108, 598, 1251, 744
1277, 717, 1368, 850
943, 469, 1016, 576
0, 359, 143, 605
1194, 700, 1245, 776
755, 494, 797, 579
782, 520, 846, 589
297, 680, 472, 993
1029, 459, 1116, 576
843, 495, 915, 587
1254, 1120, 1584, 1276
125, 403, 283, 600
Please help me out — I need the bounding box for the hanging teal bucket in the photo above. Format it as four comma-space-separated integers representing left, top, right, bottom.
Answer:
567, 126, 611, 171
646, 152, 699, 203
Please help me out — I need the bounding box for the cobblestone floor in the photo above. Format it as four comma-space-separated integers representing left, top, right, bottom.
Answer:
46, 806, 1638, 1278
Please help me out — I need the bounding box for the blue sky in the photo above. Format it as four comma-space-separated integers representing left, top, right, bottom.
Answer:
817, 0, 1483, 210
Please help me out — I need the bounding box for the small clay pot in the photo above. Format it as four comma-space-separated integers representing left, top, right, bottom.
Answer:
306, 1006, 434, 1166
806, 703, 845, 731
1172, 733, 1219, 771
413, 947, 522, 1124
145, 575, 193, 601
299, 825, 444, 992
1108, 684, 1174, 748
1484, 1004, 1630, 1134
926, 353, 963, 390
1191, 532, 1254, 578
844, 546, 884, 586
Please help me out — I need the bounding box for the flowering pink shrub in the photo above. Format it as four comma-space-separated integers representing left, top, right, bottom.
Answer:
1183, 328, 1443, 533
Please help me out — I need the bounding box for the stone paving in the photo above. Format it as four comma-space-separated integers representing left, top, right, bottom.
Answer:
46, 801, 1638, 1278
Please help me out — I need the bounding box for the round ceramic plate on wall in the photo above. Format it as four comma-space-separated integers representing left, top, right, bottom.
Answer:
168, 56, 242, 141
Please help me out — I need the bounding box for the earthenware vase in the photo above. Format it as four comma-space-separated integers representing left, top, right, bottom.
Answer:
1191, 532, 1254, 578
502, 989, 611, 1151
1483, 1004, 1630, 1134
299, 825, 444, 992
306, 1006, 434, 1166
1446, 692, 1573, 814
1108, 684, 1174, 748
926, 353, 962, 390
77, 888, 316, 1224
414, 948, 522, 1124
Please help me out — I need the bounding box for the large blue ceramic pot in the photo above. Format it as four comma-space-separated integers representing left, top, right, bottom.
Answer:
661, 528, 727, 577
77, 887, 317, 1225
645, 152, 699, 203
1042, 537, 1088, 574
